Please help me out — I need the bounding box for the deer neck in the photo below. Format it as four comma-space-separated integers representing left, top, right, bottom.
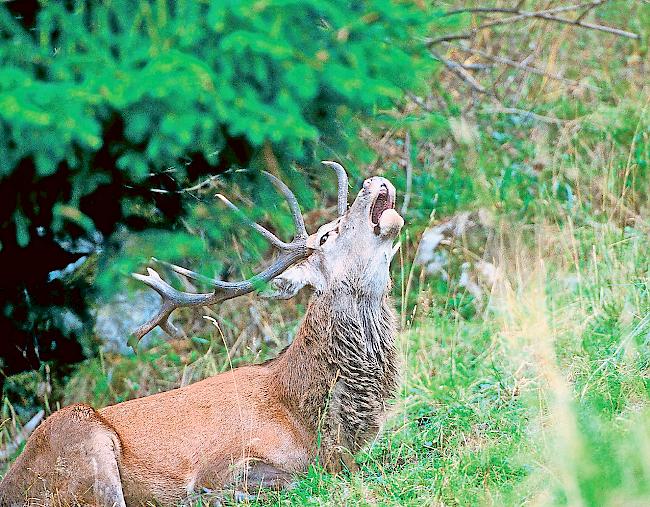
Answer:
269, 284, 399, 436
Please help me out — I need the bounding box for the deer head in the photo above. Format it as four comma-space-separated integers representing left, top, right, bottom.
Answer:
132, 161, 403, 341
269, 164, 403, 300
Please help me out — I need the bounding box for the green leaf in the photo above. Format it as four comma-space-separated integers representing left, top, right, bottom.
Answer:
52, 204, 95, 233
13, 210, 30, 247
35, 152, 58, 176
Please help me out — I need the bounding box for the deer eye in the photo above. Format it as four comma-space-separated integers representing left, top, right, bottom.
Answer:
319, 232, 330, 246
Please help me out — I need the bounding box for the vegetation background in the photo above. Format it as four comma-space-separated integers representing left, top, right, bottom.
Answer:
0, 0, 648, 505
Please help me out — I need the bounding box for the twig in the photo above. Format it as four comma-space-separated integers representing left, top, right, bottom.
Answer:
574, 1, 600, 22
461, 62, 492, 71
431, 0, 637, 45
0, 410, 44, 461
442, 1, 606, 22
500, 51, 536, 100
431, 49, 487, 94
428, 33, 473, 45
530, 11, 638, 38
442, 7, 524, 16
483, 106, 572, 125
180, 174, 223, 193
145, 174, 224, 195
449, 43, 600, 92
406, 92, 434, 112
401, 132, 413, 216
431, 2, 599, 44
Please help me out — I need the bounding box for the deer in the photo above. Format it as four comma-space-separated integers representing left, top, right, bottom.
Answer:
0, 161, 404, 507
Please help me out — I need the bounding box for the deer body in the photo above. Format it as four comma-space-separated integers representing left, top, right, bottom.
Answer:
0, 164, 403, 506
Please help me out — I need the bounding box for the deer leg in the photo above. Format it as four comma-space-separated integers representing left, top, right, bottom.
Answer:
240, 461, 295, 491
203, 461, 294, 505
0, 405, 126, 507
318, 397, 360, 474
76, 425, 126, 507
95, 481, 126, 507
91, 450, 126, 507
320, 443, 358, 474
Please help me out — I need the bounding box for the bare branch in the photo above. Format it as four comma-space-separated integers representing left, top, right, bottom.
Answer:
431, 49, 487, 94
427, 33, 473, 45
0, 411, 45, 462
483, 106, 573, 125
449, 43, 600, 92
181, 174, 222, 193
431, 0, 637, 45
441, 7, 521, 16
531, 11, 638, 38
450, 1, 607, 26
401, 132, 413, 216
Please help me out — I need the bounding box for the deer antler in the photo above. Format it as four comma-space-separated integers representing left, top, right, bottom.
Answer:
321, 161, 349, 216
131, 171, 311, 342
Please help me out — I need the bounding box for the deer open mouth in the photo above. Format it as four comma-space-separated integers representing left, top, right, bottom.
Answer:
370, 185, 395, 226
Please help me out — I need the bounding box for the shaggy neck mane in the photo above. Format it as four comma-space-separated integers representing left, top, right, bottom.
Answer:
269, 282, 398, 447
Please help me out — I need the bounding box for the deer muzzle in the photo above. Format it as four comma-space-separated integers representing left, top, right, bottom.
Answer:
377, 208, 404, 238
367, 178, 401, 237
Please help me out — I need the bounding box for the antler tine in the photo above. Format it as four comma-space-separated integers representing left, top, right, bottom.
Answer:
131, 268, 214, 341
207, 242, 310, 292
262, 171, 307, 238
215, 194, 288, 249
321, 161, 349, 216
151, 258, 215, 285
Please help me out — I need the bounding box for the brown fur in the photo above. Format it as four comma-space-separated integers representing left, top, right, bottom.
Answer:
0, 405, 124, 506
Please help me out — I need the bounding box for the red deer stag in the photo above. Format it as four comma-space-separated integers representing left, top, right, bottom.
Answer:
0, 162, 404, 506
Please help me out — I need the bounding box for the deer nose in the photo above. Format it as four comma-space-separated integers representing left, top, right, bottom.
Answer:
363, 177, 386, 189
363, 177, 392, 190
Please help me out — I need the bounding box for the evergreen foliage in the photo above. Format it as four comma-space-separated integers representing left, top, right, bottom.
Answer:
0, 0, 449, 376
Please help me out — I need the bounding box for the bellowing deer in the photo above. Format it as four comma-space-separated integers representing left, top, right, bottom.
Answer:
0, 162, 404, 506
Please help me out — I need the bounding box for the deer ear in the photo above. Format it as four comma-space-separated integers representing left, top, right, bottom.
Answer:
262, 260, 323, 300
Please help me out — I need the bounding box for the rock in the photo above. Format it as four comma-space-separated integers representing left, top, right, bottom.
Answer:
94, 291, 164, 354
